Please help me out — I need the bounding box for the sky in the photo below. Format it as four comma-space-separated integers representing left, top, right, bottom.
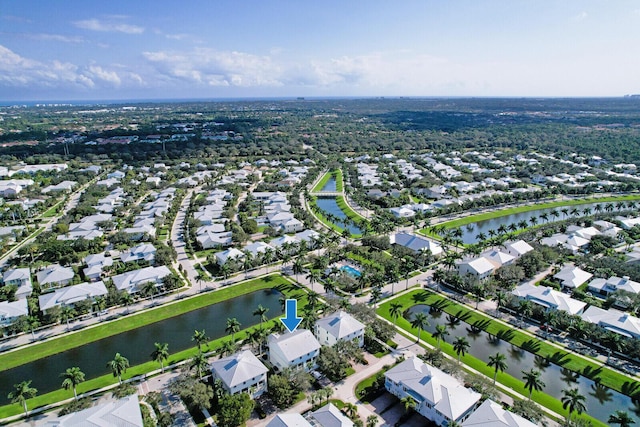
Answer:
1, 0, 639, 101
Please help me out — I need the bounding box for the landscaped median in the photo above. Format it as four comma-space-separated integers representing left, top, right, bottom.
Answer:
377, 289, 636, 427
0, 274, 307, 419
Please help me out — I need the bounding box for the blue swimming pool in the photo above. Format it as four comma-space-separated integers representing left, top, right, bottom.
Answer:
340, 265, 362, 278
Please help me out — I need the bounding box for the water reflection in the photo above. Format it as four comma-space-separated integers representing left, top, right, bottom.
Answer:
406, 304, 640, 425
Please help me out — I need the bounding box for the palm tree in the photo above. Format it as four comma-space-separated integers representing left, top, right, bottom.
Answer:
522, 368, 545, 399
432, 324, 449, 349
262, 248, 274, 272
306, 269, 321, 292
540, 213, 549, 223
190, 351, 208, 378
517, 220, 528, 230
218, 339, 238, 357
60, 305, 76, 330
8, 380, 37, 416
517, 299, 533, 326
141, 281, 158, 303
492, 290, 507, 310
488, 352, 508, 384
561, 387, 587, 422
192, 329, 208, 352
242, 251, 254, 278
120, 291, 134, 313
411, 312, 429, 344
24, 315, 40, 341
400, 395, 416, 413
453, 336, 469, 363
292, 257, 305, 283
561, 208, 569, 219
61, 367, 85, 401
151, 342, 169, 373
307, 290, 320, 310
389, 302, 403, 326
608, 410, 635, 427
366, 415, 379, 427
529, 217, 538, 227
107, 353, 130, 385
226, 317, 241, 341
253, 304, 269, 329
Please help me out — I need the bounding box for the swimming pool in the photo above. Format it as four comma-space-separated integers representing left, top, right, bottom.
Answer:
340, 265, 362, 278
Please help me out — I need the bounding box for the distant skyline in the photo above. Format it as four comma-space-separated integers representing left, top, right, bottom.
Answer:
1, 0, 639, 101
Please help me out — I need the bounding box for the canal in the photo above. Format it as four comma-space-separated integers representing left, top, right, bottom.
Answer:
315, 176, 363, 235
459, 202, 626, 244
406, 305, 640, 425
0, 289, 283, 399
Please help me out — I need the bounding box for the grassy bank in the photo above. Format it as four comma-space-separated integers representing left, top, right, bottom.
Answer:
312, 169, 343, 193
378, 290, 634, 426
336, 195, 366, 222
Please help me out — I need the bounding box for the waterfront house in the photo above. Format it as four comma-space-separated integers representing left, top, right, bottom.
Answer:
268, 329, 321, 372
210, 350, 268, 397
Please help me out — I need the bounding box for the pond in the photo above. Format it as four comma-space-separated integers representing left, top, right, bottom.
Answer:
0, 289, 283, 400
406, 305, 640, 425
459, 202, 625, 244
316, 197, 363, 235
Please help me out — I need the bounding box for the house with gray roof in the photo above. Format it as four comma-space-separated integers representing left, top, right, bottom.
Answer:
268, 329, 321, 372
39, 281, 108, 312
309, 403, 354, 427
385, 357, 481, 426
45, 394, 143, 427
120, 243, 156, 263
112, 266, 171, 294
36, 264, 74, 289
462, 399, 536, 427
391, 232, 443, 256
0, 299, 28, 327
581, 306, 640, 338
315, 311, 365, 347
210, 350, 268, 397
553, 265, 593, 290
2, 268, 32, 299
512, 283, 586, 315
267, 413, 312, 427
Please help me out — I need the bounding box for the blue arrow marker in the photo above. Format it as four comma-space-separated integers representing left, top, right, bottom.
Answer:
280, 299, 303, 333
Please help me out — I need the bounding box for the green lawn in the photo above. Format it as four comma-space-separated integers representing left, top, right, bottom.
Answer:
336, 195, 366, 223
378, 290, 627, 426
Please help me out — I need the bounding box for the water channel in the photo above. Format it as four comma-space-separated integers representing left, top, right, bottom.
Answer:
406, 305, 640, 425
459, 202, 624, 244
315, 176, 363, 235
0, 289, 283, 400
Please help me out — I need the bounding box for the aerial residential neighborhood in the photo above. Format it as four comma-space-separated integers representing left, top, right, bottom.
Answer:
2, 1, 640, 425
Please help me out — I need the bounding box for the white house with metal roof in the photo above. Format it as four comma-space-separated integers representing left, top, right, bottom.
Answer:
462, 399, 537, 427
390, 232, 443, 256
39, 281, 108, 312
214, 248, 245, 265
210, 350, 268, 397
2, 268, 32, 299
0, 299, 28, 327
36, 264, 74, 289
588, 276, 640, 297
512, 283, 586, 315
45, 393, 143, 426
503, 240, 534, 259
309, 403, 354, 427
112, 266, 171, 294
553, 265, 593, 289
120, 243, 156, 263
266, 413, 312, 427
384, 357, 481, 426
315, 311, 365, 347
458, 257, 496, 281
581, 306, 640, 338
268, 329, 321, 372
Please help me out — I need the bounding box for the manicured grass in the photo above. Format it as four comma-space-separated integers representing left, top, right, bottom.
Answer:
427, 194, 640, 231
312, 169, 344, 193
336, 195, 366, 222
378, 290, 626, 426
0, 275, 291, 371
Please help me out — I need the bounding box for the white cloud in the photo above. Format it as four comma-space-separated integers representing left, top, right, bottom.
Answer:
28, 33, 84, 43
571, 11, 588, 22
74, 18, 144, 34
143, 48, 282, 87
0, 44, 143, 90
88, 65, 121, 86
